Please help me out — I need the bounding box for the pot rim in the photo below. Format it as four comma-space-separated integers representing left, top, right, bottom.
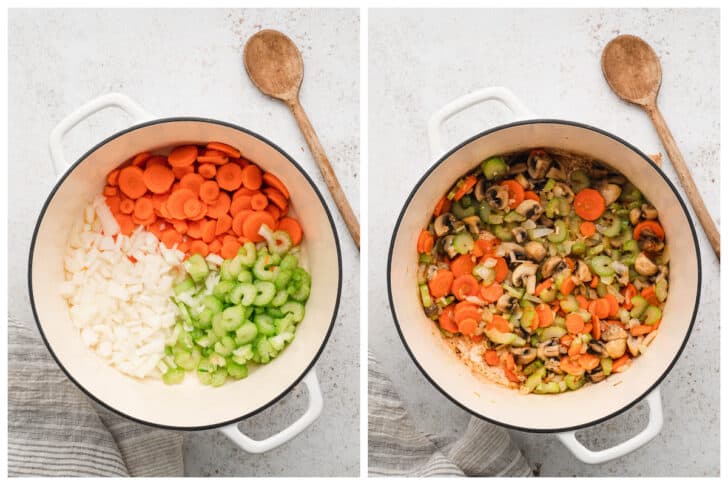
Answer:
387, 118, 702, 433
28, 116, 343, 431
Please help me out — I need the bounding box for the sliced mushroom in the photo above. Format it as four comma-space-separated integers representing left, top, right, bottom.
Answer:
602, 324, 628, 341
540, 256, 566, 279
442, 235, 458, 259
512, 262, 538, 287
575, 259, 592, 283
588, 341, 609, 358
612, 260, 630, 286
654, 265, 669, 284
596, 182, 622, 206
496, 294, 518, 313
511, 347, 537, 366
498, 242, 526, 265
537, 215, 555, 228
629, 207, 642, 225
552, 182, 575, 203
588, 368, 606, 383
424, 305, 439, 319
462, 215, 482, 235
433, 213, 456, 237
485, 185, 509, 210
605, 338, 627, 359
524, 241, 546, 262
635, 252, 659, 276
637, 230, 664, 253
524, 274, 537, 295
508, 162, 528, 175
537, 339, 561, 360
474, 178, 488, 202
512, 227, 528, 244
527, 150, 553, 179
641, 204, 658, 219
627, 336, 642, 357
544, 358, 562, 373
514, 173, 531, 190
515, 199, 543, 220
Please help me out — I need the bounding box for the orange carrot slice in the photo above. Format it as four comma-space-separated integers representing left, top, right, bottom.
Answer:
198, 163, 217, 179
241, 164, 262, 190
250, 193, 268, 211
215, 213, 232, 235
199, 180, 220, 204
179, 173, 204, 195
133, 197, 154, 220
217, 163, 243, 191
262, 172, 290, 199
206, 192, 231, 219
573, 188, 606, 221
201, 219, 216, 243
277, 217, 303, 246
118, 166, 147, 199
143, 164, 175, 194
107, 169, 120, 186
206, 141, 240, 158
166, 188, 197, 220
168, 145, 198, 167
197, 149, 228, 165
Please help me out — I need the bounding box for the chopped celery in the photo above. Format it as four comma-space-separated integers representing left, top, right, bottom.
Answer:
453, 232, 474, 254
643, 305, 662, 325
163, 368, 185, 385
185, 254, 209, 283
419, 284, 433, 307
590, 255, 615, 277
630, 296, 649, 319
174, 277, 195, 296
481, 156, 508, 180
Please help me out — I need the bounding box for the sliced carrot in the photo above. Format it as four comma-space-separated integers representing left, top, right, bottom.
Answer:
173, 220, 188, 234
166, 188, 197, 220
591, 313, 601, 340
451, 275, 479, 300
523, 190, 540, 202
560, 276, 577, 296
232, 210, 253, 236
119, 198, 135, 215
184, 198, 207, 220
560, 357, 584, 376
267, 204, 282, 220
641, 286, 660, 306
216, 163, 244, 191
172, 165, 195, 179
565, 313, 585, 334
105, 196, 121, 214
450, 254, 475, 278
200, 219, 216, 243
480, 283, 504, 304
197, 149, 228, 165
208, 239, 222, 255
160, 229, 183, 249
623, 284, 637, 310
535, 304, 554, 327
593, 298, 610, 319
576, 295, 589, 310
487, 315, 510, 333
263, 187, 288, 211
484, 349, 500, 366
564, 257, 575, 270
504, 368, 521, 383
118, 166, 147, 199
457, 318, 478, 336
130, 152, 151, 167
277, 217, 303, 246
198, 163, 217, 179
116, 214, 135, 235
453, 301, 478, 320
634, 220, 665, 241
215, 214, 233, 235
107, 169, 120, 187
133, 197, 154, 220
578, 353, 600, 371
179, 173, 205, 195
187, 220, 204, 239
206, 141, 241, 158
262, 172, 290, 199
144, 155, 167, 168
475, 238, 500, 255
241, 164, 262, 190
242, 210, 276, 242
573, 188, 606, 221
560, 334, 574, 348
433, 197, 449, 217
630, 324, 653, 336
206, 192, 231, 219
612, 355, 632, 373
580, 221, 596, 237
438, 305, 458, 333
453, 175, 477, 201
482, 256, 509, 283
428, 269, 454, 298
188, 240, 209, 257
143, 164, 175, 194
233, 187, 257, 199
417, 230, 435, 254
604, 293, 619, 317
501, 179, 525, 209
230, 195, 252, 216
220, 239, 241, 259
250, 193, 269, 211
534, 278, 553, 296
199, 180, 220, 204
168, 145, 198, 167
590, 275, 599, 288
103, 185, 118, 197
132, 212, 157, 226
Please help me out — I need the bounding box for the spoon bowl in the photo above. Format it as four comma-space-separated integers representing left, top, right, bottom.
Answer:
244, 29, 304, 102
601, 34, 662, 106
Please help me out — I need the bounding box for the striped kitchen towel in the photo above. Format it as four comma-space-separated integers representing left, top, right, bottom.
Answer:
368, 351, 532, 477
8, 316, 184, 477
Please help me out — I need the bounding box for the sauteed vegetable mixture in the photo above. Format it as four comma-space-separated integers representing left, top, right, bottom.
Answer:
416, 149, 669, 394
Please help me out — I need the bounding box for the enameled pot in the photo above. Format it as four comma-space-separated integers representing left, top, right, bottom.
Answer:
29, 93, 342, 453
388, 87, 700, 464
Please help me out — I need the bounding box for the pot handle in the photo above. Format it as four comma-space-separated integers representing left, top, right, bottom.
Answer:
219, 367, 323, 454
557, 387, 663, 464
427, 86, 534, 158
48, 93, 152, 177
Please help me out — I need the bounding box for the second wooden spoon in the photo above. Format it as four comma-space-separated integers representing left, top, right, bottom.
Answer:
243, 29, 360, 249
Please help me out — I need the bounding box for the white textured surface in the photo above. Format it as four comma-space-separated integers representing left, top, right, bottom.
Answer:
9, 8, 359, 477
369, 9, 719, 476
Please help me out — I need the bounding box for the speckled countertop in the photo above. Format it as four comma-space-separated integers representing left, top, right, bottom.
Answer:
8, 8, 359, 477
368, 8, 719, 476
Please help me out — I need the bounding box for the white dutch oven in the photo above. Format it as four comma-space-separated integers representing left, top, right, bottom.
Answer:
388, 87, 701, 464
29, 93, 342, 453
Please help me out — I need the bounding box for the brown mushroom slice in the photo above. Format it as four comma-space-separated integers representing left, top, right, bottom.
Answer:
605, 338, 627, 359
511, 262, 538, 288
485, 185, 509, 210
495, 294, 518, 313
596, 182, 622, 206
511, 347, 537, 366
527, 150, 553, 179
540, 256, 565, 279
635, 252, 659, 276
575, 259, 592, 283
524, 241, 546, 262
515, 199, 543, 220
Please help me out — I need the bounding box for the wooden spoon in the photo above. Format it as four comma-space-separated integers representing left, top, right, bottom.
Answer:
243, 29, 360, 249
601, 34, 719, 259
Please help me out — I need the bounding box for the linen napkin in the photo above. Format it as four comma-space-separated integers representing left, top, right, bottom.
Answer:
368, 351, 532, 477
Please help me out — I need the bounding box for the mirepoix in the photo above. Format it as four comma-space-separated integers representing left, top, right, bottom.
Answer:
415, 148, 669, 394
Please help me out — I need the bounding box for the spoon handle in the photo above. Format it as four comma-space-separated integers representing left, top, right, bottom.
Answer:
287, 98, 360, 249
645, 104, 720, 259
